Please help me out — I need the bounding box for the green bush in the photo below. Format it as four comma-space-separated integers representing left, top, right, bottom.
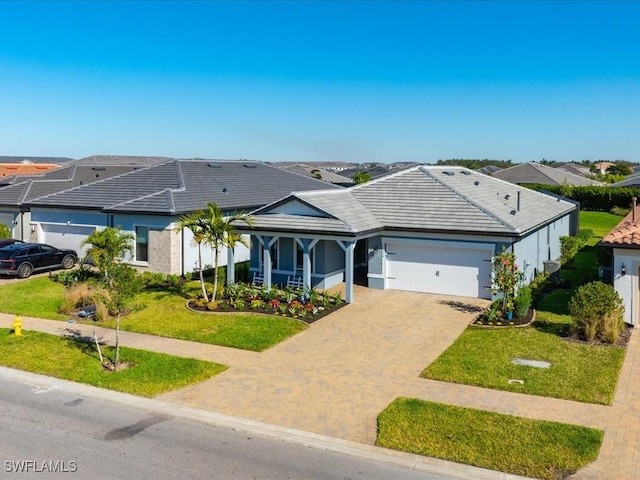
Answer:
524, 184, 640, 212
568, 282, 624, 343
560, 236, 580, 265
0, 223, 10, 239
514, 285, 532, 319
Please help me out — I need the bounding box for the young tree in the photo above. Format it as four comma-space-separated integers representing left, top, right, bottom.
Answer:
174, 203, 253, 301
492, 246, 523, 312
0, 223, 11, 239
352, 171, 372, 184
108, 263, 143, 370
81, 227, 134, 287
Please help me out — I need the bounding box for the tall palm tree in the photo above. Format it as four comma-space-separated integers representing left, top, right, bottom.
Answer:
174, 203, 253, 302
81, 227, 134, 287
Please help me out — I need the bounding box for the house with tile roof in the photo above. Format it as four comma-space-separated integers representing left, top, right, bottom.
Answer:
0, 163, 62, 179
491, 162, 603, 186
13, 159, 339, 275
237, 166, 578, 303
279, 164, 353, 186
600, 200, 640, 326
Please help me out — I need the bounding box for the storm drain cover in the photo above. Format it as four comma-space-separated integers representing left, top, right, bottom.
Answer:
511, 358, 551, 369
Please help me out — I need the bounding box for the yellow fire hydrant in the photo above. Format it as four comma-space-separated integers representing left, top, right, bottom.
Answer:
11, 316, 22, 337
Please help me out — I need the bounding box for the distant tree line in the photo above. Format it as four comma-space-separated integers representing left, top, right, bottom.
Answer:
437, 159, 514, 169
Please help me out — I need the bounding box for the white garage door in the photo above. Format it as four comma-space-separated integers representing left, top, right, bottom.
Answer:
386, 242, 492, 299
41, 224, 96, 257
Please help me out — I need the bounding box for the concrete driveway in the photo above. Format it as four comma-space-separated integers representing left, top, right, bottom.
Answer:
159, 286, 489, 443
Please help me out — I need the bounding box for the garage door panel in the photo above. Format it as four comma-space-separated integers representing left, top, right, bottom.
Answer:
41, 224, 96, 257
386, 242, 492, 299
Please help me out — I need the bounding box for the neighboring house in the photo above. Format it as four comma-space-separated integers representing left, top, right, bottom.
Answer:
340, 165, 392, 180
0, 156, 75, 164
476, 165, 503, 175
270, 161, 357, 172
20, 160, 340, 276
554, 163, 591, 178
610, 174, 640, 188
600, 202, 640, 326
387, 161, 422, 170
593, 161, 616, 174
491, 162, 603, 186
0, 163, 143, 241
0, 163, 61, 179
238, 166, 578, 303
279, 164, 353, 186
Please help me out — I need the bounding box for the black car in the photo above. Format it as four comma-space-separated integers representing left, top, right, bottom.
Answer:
0, 243, 77, 278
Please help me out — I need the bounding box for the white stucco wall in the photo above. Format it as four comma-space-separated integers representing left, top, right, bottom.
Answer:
612, 248, 640, 326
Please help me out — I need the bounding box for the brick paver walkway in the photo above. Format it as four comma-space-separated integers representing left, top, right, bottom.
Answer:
3, 286, 639, 479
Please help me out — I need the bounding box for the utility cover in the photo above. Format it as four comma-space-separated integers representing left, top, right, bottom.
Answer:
511, 358, 551, 369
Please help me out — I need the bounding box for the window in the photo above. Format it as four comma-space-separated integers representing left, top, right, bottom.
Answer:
136, 227, 149, 262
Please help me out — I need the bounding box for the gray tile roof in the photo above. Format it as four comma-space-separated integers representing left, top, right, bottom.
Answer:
26, 160, 341, 214
610, 174, 640, 188
280, 164, 353, 184
491, 162, 602, 186
0, 156, 75, 164
0, 165, 143, 206
71, 155, 173, 166
246, 166, 577, 237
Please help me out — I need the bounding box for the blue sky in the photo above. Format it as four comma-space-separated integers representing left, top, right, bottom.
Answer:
0, 1, 638, 163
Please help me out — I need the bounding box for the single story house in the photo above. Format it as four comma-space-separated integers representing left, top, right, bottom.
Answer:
491, 162, 603, 186
600, 202, 640, 326
17, 159, 339, 275
237, 166, 579, 303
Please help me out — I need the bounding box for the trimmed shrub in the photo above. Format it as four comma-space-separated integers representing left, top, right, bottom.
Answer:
568, 281, 624, 343
560, 236, 581, 265
0, 223, 11, 239
514, 285, 532, 319
524, 184, 640, 212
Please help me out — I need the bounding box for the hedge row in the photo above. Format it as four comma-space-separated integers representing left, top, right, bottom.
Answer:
523, 184, 640, 211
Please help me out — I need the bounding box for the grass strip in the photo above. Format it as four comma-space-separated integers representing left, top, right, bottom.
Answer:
377, 397, 602, 480
0, 329, 227, 397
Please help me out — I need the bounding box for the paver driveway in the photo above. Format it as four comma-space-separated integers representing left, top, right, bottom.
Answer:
159, 287, 489, 443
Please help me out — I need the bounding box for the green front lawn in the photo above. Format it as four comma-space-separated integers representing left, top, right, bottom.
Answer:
377, 398, 602, 480
423, 211, 627, 404
100, 290, 307, 352
421, 325, 624, 404
0, 277, 67, 319
0, 279, 307, 351
0, 329, 226, 397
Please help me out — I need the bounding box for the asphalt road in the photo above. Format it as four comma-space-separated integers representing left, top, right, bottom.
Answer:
0, 375, 449, 480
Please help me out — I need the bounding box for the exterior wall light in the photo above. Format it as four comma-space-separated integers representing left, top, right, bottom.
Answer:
621, 263, 627, 276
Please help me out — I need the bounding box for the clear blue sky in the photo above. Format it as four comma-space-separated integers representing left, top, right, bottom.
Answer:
1, 1, 638, 163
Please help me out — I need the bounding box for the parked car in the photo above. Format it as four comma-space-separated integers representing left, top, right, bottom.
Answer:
0, 239, 23, 248
0, 243, 77, 278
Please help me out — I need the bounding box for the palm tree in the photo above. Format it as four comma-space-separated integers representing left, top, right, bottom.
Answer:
174, 203, 253, 302
81, 227, 134, 287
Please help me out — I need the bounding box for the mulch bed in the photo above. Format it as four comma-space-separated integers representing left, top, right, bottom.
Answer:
186, 299, 347, 325
471, 308, 535, 328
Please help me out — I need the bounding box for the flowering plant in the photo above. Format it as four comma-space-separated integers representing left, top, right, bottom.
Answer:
492, 247, 523, 312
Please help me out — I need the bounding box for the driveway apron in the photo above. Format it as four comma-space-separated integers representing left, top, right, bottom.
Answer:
158, 287, 488, 444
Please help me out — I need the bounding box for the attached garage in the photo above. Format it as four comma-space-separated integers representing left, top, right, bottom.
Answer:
385, 240, 493, 299
40, 224, 96, 257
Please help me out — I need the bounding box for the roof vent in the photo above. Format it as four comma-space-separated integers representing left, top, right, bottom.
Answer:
91, 167, 106, 171
474, 181, 480, 186
244, 164, 257, 168
505, 194, 510, 200
442, 171, 454, 176
208, 163, 222, 168
460, 170, 471, 175
222, 187, 227, 194
510, 209, 518, 215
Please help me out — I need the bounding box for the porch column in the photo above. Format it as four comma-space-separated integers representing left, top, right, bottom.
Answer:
296, 238, 319, 291
226, 245, 235, 285
260, 235, 278, 290
338, 240, 355, 303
